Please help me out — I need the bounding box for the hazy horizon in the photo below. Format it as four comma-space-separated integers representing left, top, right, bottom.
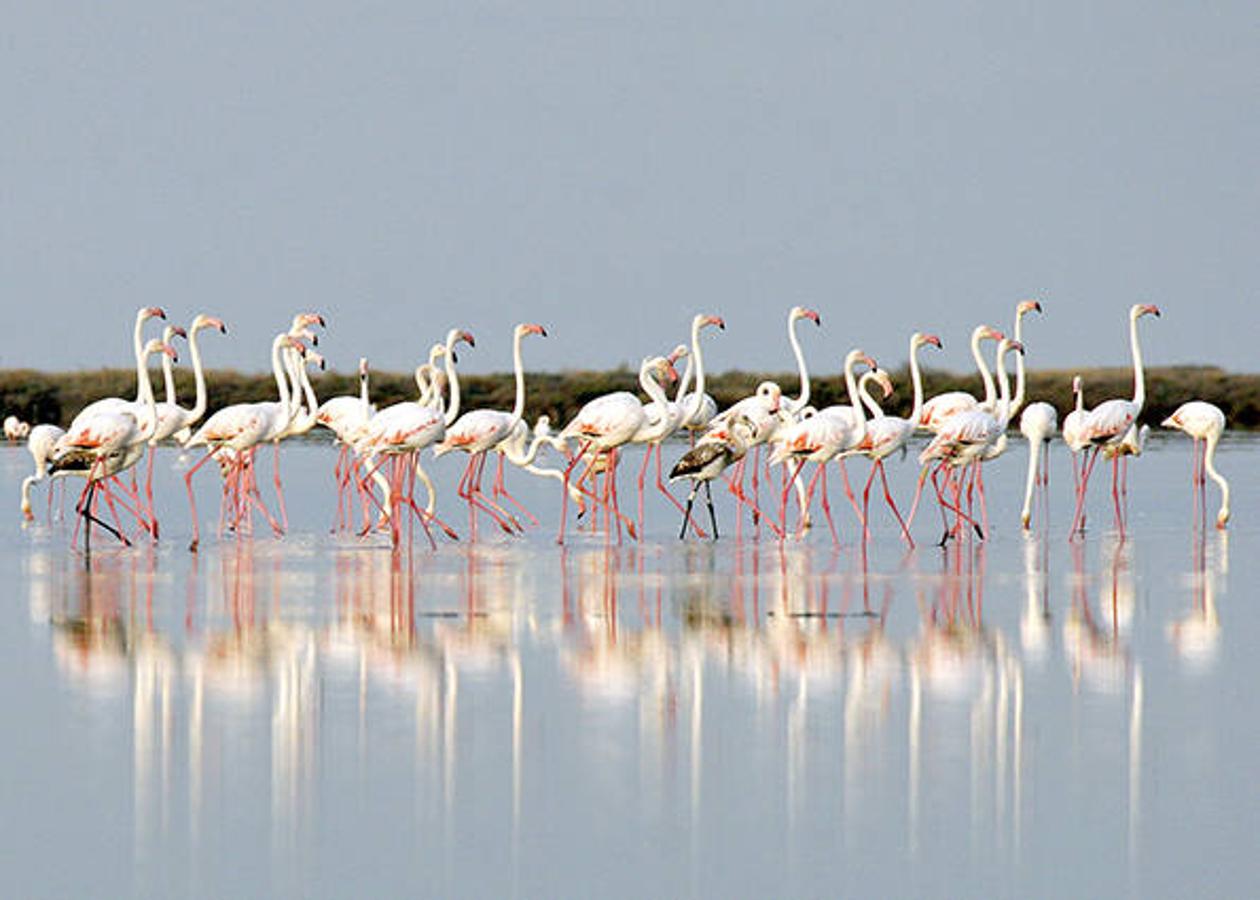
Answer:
3, 2, 1256, 376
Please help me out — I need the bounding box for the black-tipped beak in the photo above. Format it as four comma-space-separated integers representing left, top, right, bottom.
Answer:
310, 334, 319, 347
317, 315, 327, 327
452, 351, 459, 364
539, 326, 548, 337
220, 324, 228, 334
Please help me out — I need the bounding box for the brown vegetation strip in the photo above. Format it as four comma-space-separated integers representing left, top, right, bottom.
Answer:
1, 365, 1254, 432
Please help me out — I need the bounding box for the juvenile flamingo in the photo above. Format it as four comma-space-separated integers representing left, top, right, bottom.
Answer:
669, 414, 758, 539
1162, 401, 1229, 530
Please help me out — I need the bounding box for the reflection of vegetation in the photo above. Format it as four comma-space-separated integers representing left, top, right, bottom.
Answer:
3, 364, 1257, 430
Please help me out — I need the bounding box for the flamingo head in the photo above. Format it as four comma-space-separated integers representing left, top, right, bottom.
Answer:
459, 330, 476, 348
1134, 303, 1161, 319
756, 381, 782, 413
792, 306, 821, 326
872, 370, 894, 399
1072, 375, 1082, 394
518, 323, 547, 338
978, 325, 1005, 342
846, 349, 877, 372
141, 306, 166, 322
1002, 339, 1026, 356
304, 349, 327, 371
284, 335, 308, 357
293, 312, 326, 330
193, 314, 228, 334
1017, 299, 1043, 317
167, 325, 188, 341
729, 413, 758, 441
651, 356, 679, 385
358, 357, 369, 377
701, 314, 725, 330
143, 338, 179, 363
917, 333, 943, 350
533, 415, 552, 436
667, 344, 689, 366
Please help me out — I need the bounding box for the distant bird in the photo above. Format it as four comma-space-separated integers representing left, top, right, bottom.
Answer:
1069, 304, 1160, 537
1162, 401, 1230, 530
20, 424, 66, 522
1019, 401, 1058, 530
4, 416, 30, 441
669, 414, 757, 540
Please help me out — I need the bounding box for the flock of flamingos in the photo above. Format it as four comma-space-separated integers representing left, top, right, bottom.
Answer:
13, 301, 1231, 551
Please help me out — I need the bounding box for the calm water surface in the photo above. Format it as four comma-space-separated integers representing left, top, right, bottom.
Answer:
1, 436, 1257, 897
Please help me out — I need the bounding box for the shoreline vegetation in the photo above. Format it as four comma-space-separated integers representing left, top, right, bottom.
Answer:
1, 365, 1254, 433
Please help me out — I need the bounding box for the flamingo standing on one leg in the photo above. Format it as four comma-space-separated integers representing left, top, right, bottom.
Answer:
1162, 401, 1230, 530
1019, 401, 1058, 531
436, 323, 548, 540
556, 355, 677, 544
1069, 303, 1161, 538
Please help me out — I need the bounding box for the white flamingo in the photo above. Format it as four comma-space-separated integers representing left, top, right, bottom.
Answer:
918, 324, 1004, 431
436, 322, 548, 539
1069, 303, 1160, 537
1019, 401, 1058, 531
20, 424, 66, 522
557, 354, 677, 543
1162, 401, 1229, 530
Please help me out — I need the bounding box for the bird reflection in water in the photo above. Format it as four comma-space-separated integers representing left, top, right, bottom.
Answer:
1168, 529, 1225, 672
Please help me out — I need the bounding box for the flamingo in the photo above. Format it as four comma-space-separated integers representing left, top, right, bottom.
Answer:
183, 333, 306, 551
168, 315, 229, 443
355, 332, 471, 546
1069, 303, 1161, 537
675, 313, 727, 439
68, 306, 167, 428
770, 349, 878, 543
669, 414, 758, 539
436, 322, 548, 539
918, 338, 1024, 544
1162, 401, 1229, 530
20, 424, 66, 522
557, 354, 676, 544
857, 332, 942, 545
51, 338, 178, 549
918, 324, 1004, 430
1019, 401, 1058, 530
1005, 299, 1043, 421
317, 357, 375, 529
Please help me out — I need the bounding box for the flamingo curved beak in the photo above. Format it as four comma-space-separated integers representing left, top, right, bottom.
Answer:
1019, 299, 1043, 315
146, 306, 166, 320
706, 315, 726, 330
1142, 304, 1162, 318
924, 334, 943, 349
461, 330, 476, 347
160, 343, 179, 362
803, 308, 821, 326
983, 327, 1005, 341
170, 326, 188, 339
524, 323, 547, 337
1007, 340, 1026, 354
862, 353, 877, 371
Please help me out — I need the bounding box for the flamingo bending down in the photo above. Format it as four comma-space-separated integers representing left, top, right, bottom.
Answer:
1019, 401, 1058, 530
858, 332, 942, 545
20, 424, 66, 522
1069, 304, 1160, 538
557, 354, 676, 544
183, 333, 306, 551
436, 322, 547, 540
669, 414, 757, 539
51, 339, 178, 549
770, 349, 877, 543
1162, 401, 1229, 530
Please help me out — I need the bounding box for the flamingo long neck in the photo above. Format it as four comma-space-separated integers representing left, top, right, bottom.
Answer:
1129, 310, 1147, 413
674, 344, 695, 407
908, 338, 928, 425
358, 364, 370, 414
136, 347, 163, 443
1021, 437, 1041, 527
130, 311, 149, 404
444, 332, 463, 427
971, 328, 996, 408
857, 372, 884, 418
295, 361, 319, 430
684, 318, 708, 421
284, 348, 304, 418
161, 329, 178, 405
1204, 432, 1230, 525
185, 325, 210, 423
507, 328, 529, 429
843, 353, 867, 437
786, 313, 810, 413
994, 344, 1014, 427
270, 337, 294, 430
1011, 312, 1029, 418
639, 361, 671, 427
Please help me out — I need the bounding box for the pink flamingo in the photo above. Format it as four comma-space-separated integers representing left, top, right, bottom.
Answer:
858, 332, 942, 545
557, 354, 677, 544
20, 424, 66, 523
183, 333, 306, 551
51, 338, 178, 549
1069, 304, 1160, 538
918, 324, 1004, 430
770, 349, 878, 543
1162, 401, 1230, 530
1018, 400, 1058, 531
436, 322, 548, 539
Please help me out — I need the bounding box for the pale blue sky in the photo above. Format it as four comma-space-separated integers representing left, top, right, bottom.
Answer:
2, 1, 1256, 375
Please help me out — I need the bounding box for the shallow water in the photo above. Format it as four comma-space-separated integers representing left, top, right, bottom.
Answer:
1, 435, 1256, 897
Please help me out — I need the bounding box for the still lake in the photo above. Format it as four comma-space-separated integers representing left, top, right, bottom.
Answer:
0, 434, 1255, 898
